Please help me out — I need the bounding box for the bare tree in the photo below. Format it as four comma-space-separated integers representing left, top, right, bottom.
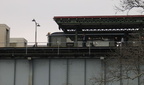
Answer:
90, 33, 144, 85
115, 0, 144, 14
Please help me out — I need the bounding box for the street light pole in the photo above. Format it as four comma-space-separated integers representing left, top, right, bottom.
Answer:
32, 19, 40, 47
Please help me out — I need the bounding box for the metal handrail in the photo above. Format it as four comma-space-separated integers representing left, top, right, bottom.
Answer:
0, 40, 143, 47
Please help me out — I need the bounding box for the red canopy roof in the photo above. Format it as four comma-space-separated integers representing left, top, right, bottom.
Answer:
54, 15, 144, 19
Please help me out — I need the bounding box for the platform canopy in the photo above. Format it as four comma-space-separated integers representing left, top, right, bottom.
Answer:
54, 15, 144, 34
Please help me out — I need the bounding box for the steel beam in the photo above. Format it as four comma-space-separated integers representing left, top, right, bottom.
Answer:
28, 60, 33, 85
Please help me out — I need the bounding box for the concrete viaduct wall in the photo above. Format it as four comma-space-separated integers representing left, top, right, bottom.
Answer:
0, 59, 142, 85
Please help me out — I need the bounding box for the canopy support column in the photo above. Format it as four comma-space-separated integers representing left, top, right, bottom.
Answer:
74, 28, 78, 47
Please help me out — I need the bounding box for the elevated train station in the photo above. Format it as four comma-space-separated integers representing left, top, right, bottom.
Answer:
0, 15, 144, 58
1, 15, 144, 85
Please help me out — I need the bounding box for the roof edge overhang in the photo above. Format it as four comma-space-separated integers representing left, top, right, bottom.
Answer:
54, 15, 144, 19
53, 15, 144, 34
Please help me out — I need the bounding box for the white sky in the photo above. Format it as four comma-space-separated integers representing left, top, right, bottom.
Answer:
0, 0, 142, 44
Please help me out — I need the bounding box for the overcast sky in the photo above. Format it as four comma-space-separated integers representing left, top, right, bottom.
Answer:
0, 0, 142, 44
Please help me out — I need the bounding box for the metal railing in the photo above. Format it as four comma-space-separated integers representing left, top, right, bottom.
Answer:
0, 41, 144, 58
0, 41, 143, 48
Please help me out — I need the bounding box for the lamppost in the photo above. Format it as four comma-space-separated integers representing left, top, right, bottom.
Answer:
32, 19, 40, 47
